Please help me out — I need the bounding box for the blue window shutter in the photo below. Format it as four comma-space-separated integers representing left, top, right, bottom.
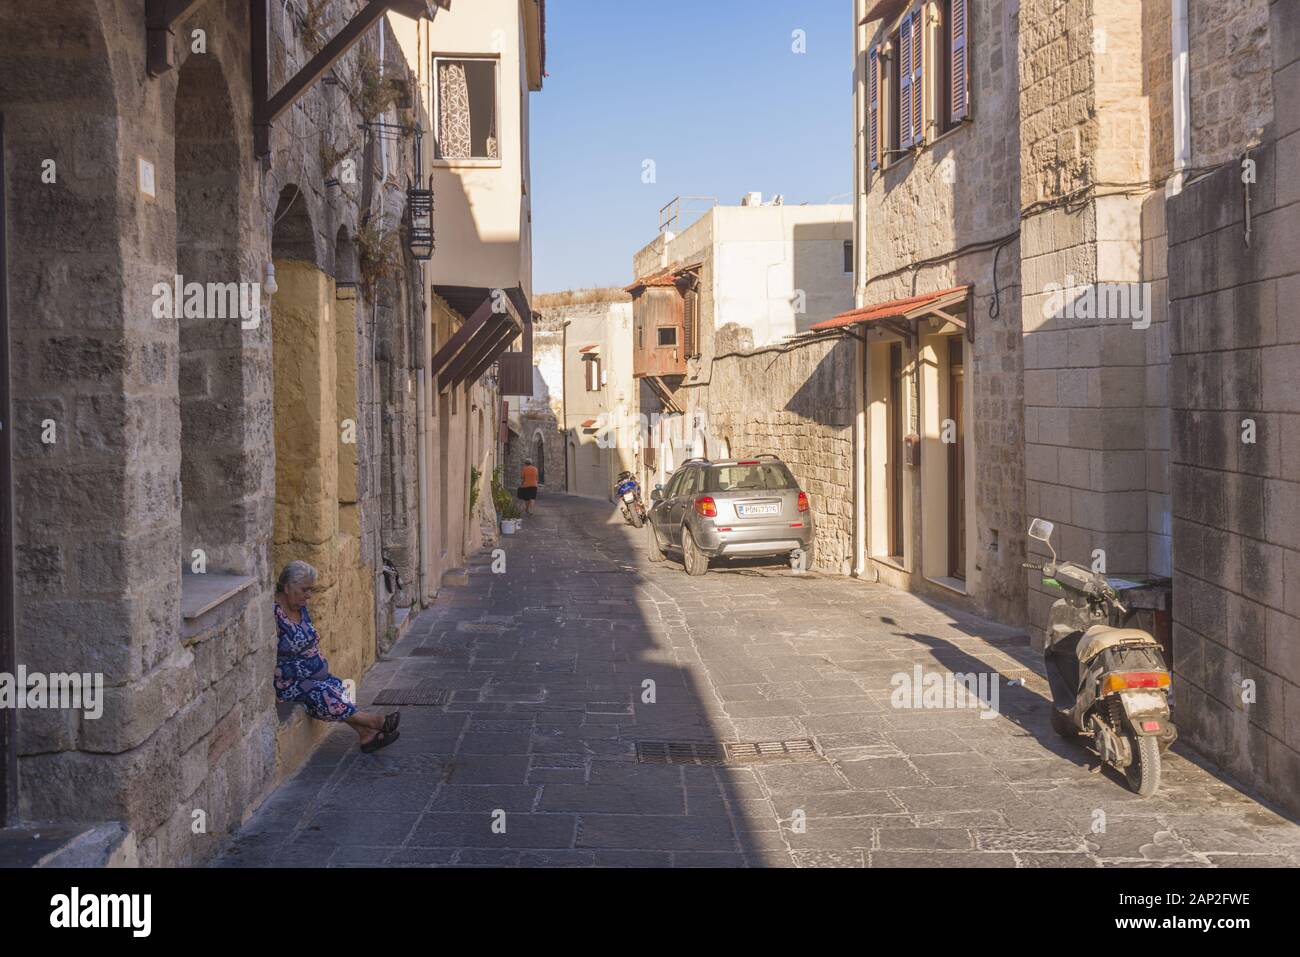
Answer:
868, 46, 880, 170
898, 13, 913, 150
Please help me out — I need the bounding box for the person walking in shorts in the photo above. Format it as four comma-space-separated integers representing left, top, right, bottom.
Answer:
518, 459, 540, 515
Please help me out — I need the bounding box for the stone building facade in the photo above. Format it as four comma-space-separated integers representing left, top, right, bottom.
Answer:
848, 0, 1298, 815
0, 0, 526, 863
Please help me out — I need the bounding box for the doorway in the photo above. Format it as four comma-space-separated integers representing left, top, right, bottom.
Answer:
946, 336, 966, 580
888, 342, 905, 560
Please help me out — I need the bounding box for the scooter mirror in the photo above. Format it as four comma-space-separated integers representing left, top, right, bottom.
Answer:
1028, 518, 1055, 542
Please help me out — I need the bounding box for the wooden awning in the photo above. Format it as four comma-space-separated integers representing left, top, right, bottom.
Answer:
860, 0, 908, 25
811, 285, 972, 342
429, 285, 529, 393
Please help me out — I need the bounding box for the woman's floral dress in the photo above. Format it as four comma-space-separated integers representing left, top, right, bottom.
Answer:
274, 603, 357, 722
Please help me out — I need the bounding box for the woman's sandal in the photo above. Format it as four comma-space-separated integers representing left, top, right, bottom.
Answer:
383, 711, 401, 735
361, 729, 400, 753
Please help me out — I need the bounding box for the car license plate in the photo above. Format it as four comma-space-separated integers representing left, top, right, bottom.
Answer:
737, 502, 779, 517
623, 493, 636, 502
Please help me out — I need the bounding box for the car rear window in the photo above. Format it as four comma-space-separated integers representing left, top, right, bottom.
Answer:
706, 463, 798, 493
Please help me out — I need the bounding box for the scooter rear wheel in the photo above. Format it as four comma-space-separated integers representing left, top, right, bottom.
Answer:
1050, 708, 1075, 738
630, 509, 644, 528
1125, 733, 1161, 797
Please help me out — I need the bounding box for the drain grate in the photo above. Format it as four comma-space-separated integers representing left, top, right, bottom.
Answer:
636, 741, 726, 766
724, 739, 819, 763
372, 686, 450, 706
636, 739, 821, 766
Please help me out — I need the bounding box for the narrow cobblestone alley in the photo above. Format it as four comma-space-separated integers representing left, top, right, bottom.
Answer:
214, 495, 1300, 868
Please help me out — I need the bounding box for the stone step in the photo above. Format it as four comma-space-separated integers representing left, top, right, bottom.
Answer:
0, 822, 136, 867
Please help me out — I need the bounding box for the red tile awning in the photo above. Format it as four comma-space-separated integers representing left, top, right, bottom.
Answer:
625, 262, 703, 293
811, 285, 972, 337
580, 419, 598, 429
578, 343, 599, 354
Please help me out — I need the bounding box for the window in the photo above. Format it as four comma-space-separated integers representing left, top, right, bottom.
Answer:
584, 355, 601, 392
869, 1, 969, 172
707, 463, 798, 493
434, 57, 498, 160
939, 0, 970, 132
844, 240, 854, 274
657, 327, 678, 347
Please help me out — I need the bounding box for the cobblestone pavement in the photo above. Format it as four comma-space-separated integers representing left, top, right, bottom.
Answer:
215, 494, 1300, 868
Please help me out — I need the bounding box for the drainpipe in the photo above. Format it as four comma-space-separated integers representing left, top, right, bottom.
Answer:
851, 0, 871, 580
1169, 0, 1191, 195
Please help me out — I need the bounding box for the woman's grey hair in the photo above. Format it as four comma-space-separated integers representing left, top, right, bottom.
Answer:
276, 560, 318, 593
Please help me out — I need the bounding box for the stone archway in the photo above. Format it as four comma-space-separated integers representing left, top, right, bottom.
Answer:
0, 0, 123, 829
175, 52, 251, 574
271, 186, 373, 685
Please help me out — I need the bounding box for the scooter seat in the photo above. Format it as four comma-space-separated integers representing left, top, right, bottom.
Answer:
1077, 625, 1155, 662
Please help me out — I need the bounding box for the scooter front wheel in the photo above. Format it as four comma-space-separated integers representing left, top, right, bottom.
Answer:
1125, 733, 1161, 797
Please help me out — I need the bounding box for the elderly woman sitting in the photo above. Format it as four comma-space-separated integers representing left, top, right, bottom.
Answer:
274, 560, 400, 753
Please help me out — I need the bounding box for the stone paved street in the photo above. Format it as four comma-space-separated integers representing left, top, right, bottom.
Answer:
214, 494, 1300, 868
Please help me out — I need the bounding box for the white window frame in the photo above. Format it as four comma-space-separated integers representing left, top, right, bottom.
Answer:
431, 54, 503, 168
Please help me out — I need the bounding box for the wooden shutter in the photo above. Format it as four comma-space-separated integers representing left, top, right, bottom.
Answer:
868, 46, 880, 170
951, 0, 969, 122
898, 16, 914, 149
683, 287, 697, 357
910, 8, 924, 145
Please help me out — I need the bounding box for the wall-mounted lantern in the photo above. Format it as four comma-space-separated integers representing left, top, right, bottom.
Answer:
406, 129, 434, 260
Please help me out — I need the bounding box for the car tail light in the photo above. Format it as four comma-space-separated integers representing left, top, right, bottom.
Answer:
1101, 671, 1171, 695
694, 496, 717, 517
797, 491, 810, 513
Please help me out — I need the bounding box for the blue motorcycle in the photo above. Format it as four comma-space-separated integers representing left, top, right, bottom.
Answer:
614, 472, 647, 528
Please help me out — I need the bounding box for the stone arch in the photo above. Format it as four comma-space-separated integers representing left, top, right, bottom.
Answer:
0, 0, 126, 829
533, 430, 546, 485
174, 50, 251, 573
335, 225, 359, 287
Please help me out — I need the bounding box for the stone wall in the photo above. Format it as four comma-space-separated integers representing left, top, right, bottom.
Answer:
1188, 0, 1274, 167
1165, 0, 1300, 816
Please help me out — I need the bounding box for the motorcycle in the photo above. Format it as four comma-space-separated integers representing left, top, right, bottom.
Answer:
1025, 518, 1177, 797
614, 473, 647, 528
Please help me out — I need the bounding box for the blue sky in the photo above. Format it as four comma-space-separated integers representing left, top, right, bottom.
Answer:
530, 0, 854, 293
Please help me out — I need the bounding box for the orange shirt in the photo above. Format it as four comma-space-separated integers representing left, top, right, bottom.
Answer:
521, 465, 539, 488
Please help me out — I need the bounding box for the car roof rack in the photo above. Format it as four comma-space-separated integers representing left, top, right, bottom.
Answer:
681, 457, 710, 466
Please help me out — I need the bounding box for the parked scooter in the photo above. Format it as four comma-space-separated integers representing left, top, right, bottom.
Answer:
1025, 519, 1177, 796
614, 472, 647, 528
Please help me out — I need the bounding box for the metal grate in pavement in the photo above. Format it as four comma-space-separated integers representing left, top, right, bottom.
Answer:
372, 687, 450, 706
636, 741, 726, 766
724, 739, 820, 763
636, 738, 822, 766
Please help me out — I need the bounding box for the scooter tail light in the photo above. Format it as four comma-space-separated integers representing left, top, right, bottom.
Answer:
695, 496, 717, 517
1141, 720, 1161, 732
1102, 671, 1171, 695
797, 491, 810, 513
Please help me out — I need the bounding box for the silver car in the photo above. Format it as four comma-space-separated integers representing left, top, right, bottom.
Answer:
646, 456, 815, 576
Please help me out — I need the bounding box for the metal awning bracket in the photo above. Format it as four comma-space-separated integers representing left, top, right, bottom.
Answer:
145, 0, 208, 77
251, 0, 440, 163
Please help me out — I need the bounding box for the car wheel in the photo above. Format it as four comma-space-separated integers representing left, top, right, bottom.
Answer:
646, 522, 665, 562
682, 527, 709, 577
